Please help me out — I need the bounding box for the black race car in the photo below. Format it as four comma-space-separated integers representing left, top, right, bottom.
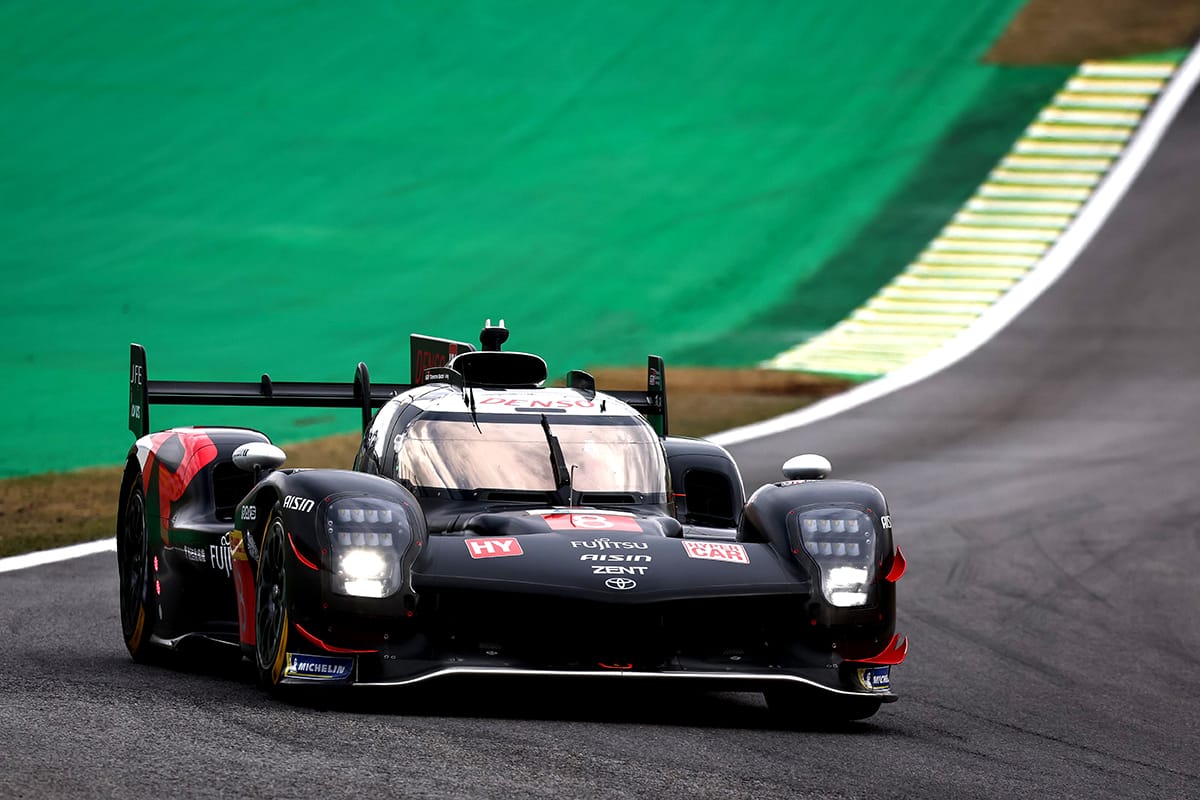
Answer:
116, 322, 907, 720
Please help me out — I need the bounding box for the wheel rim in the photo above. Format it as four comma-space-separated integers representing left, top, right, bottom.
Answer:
256, 520, 287, 674
118, 486, 148, 635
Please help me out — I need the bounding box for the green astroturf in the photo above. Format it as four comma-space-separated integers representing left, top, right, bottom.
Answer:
0, 0, 1066, 475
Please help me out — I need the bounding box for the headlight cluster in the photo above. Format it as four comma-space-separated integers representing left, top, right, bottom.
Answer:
794, 508, 878, 608
324, 497, 409, 599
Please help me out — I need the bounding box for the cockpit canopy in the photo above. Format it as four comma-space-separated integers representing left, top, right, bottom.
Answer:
394, 411, 667, 499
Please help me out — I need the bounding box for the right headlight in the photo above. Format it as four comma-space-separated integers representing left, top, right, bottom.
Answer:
792, 507, 878, 607
322, 497, 411, 599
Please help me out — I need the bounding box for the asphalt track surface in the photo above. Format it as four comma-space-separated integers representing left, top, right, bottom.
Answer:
3, 94, 1199, 800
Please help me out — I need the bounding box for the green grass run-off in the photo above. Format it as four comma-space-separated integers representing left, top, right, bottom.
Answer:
0, 1, 1067, 476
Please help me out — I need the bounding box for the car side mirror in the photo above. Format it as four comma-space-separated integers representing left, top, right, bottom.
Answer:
233, 442, 287, 473
782, 454, 831, 480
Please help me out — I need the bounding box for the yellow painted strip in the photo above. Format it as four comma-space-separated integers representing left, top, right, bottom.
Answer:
852, 308, 982, 326
868, 298, 994, 316
1014, 139, 1123, 157
989, 169, 1100, 186
769, 356, 911, 374
1053, 91, 1151, 110
1001, 155, 1112, 172
953, 211, 1072, 228
1027, 123, 1132, 141
1067, 77, 1165, 94
880, 286, 1004, 303
943, 225, 1059, 242
966, 197, 1082, 213
1038, 108, 1141, 126
821, 330, 961, 346
832, 319, 974, 335
815, 333, 945, 350
894, 274, 1018, 291
980, 183, 1091, 200
787, 340, 936, 359
910, 263, 1032, 279
1079, 61, 1176, 79
931, 238, 1047, 254
921, 251, 1039, 266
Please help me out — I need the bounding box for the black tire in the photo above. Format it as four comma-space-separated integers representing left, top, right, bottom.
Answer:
765, 688, 882, 724
117, 473, 156, 662
255, 508, 291, 694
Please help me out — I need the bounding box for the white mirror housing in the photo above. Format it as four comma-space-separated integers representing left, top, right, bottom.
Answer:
232, 442, 287, 472
782, 454, 831, 480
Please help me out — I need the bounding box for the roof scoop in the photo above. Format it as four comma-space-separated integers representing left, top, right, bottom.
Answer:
480, 319, 509, 351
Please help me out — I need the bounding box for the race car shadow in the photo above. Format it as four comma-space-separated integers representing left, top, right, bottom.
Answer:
104, 643, 893, 733
298, 679, 893, 734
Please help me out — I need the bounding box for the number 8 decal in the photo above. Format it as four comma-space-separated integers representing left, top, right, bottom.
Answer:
572, 514, 614, 529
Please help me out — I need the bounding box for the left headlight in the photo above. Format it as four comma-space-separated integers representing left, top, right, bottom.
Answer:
791, 507, 878, 608
323, 497, 410, 599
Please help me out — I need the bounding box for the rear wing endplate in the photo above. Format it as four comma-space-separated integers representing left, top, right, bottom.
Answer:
580, 355, 669, 436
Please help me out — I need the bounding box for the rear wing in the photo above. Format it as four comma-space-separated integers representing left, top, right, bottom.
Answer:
128, 344, 415, 439
129, 338, 669, 438
568, 355, 669, 436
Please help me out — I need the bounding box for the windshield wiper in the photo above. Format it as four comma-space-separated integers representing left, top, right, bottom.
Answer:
464, 381, 481, 434
540, 414, 573, 506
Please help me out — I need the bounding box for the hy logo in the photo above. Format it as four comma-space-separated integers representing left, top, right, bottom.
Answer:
605, 577, 637, 591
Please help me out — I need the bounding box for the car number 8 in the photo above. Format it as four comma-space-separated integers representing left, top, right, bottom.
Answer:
572, 514, 614, 529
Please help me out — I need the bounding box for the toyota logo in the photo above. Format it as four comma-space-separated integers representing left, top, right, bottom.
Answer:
605, 577, 637, 591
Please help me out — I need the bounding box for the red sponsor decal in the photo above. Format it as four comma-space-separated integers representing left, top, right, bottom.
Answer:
682, 541, 750, 565
479, 397, 595, 408
465, 537, 525, 559
543, 514, 643, 532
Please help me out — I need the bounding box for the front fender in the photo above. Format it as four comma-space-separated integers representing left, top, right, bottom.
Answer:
231, 469, 427, 648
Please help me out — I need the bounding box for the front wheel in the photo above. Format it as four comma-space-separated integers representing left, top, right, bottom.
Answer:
117, 473, 155, 662
255, 509, 291, 693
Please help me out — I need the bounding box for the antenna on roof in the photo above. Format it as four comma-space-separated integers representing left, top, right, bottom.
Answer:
480, 318, 509, 351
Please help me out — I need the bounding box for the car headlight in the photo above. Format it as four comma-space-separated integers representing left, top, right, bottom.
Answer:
792, 508, 878, 607
323, 497, 410, 598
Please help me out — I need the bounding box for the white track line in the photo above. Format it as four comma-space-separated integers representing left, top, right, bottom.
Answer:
0, 537, 115, 574
712, 44, 1200, 449
3, 46, 1198, 574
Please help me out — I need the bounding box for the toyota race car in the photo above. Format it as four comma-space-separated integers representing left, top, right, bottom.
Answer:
116, 322, 907, 721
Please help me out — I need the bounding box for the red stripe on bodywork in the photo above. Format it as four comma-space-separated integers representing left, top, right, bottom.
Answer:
233, 557, 256, 646
849, 634, 908, 665
289, 532, 320, 571
142, 431, 218, 546
884, 547, 907, 582
294, 623, 378, 654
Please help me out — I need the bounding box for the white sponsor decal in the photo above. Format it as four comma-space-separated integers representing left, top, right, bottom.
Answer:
857, 667, 891, 691
579, 554, 651, 562
570, 538, 649, 550
591, 565, 648, 575
210, 532, 232, 577
682, 541, 750, 565
178, 545, 206, 564
283, 495, 315, 513
604, 577, 637, 590
244, 530, 259, 561
880, 515, 892, 529
466, 537, 524, 559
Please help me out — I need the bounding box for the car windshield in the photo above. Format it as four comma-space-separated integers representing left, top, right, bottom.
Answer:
395, 413, 667, 496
